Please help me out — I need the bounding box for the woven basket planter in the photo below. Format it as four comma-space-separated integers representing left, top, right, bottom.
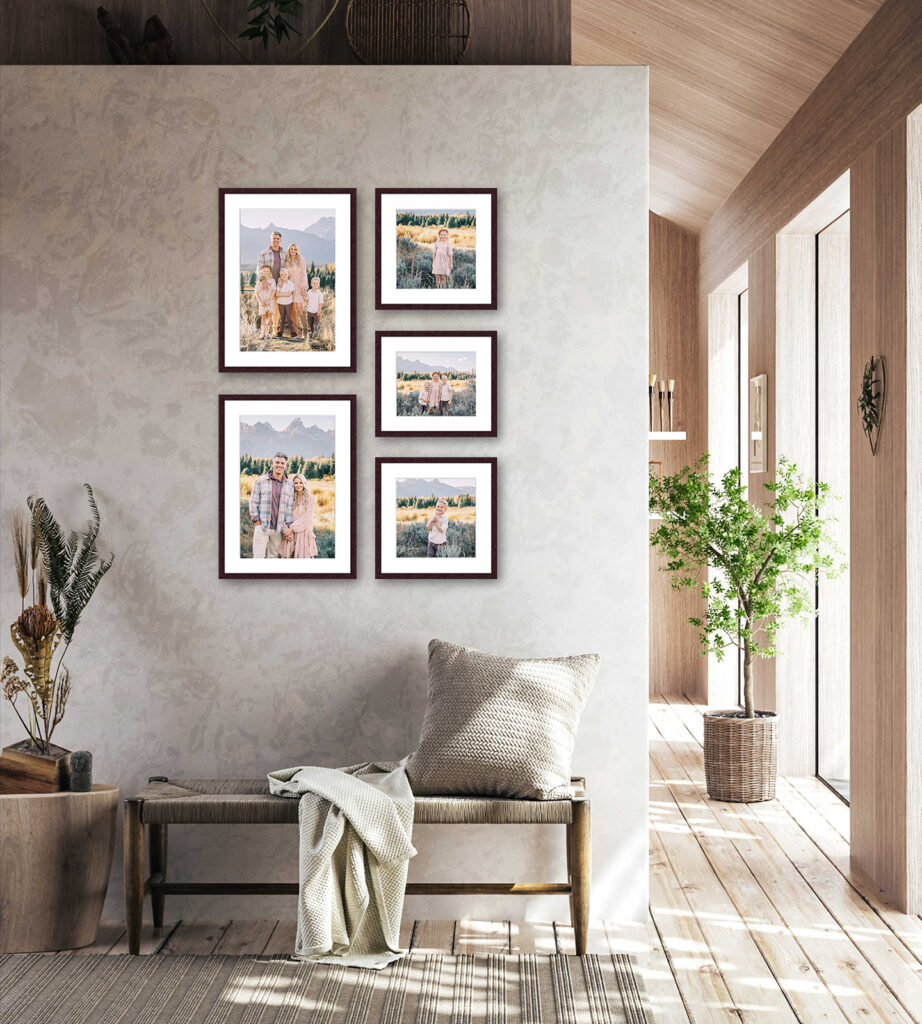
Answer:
703, 711, 778, 802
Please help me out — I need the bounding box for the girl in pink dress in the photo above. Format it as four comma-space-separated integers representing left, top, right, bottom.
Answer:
279, 474, 318, 558
431, 228, 453, 288
284, 244, 308, 337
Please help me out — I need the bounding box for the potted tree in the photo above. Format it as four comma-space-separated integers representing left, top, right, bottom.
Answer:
649, 455, 844, 802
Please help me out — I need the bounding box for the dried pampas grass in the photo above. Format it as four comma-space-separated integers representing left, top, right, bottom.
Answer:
11, 510, 29, 606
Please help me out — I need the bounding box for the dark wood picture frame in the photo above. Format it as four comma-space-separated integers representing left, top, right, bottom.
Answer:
219, 394, 357, 579
218, 188, 357, 373
375, 456, 498, 580
375, 330, 498, 437
375, 188, 498, 310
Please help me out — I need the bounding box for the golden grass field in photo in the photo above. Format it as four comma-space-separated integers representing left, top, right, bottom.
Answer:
395, 224, 477, 249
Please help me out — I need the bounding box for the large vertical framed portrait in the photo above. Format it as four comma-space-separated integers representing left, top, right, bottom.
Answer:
219, 395, 356, 579
375, 188, 497, 310
219, 189, 356, 372
375, 457, 497, 580
749, 373, 767, 474
375, 330, 497, 437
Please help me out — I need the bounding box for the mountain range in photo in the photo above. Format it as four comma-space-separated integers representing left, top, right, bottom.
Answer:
240, 418, 335, 459
239, 217, 335, 268
395, 478, 476, 497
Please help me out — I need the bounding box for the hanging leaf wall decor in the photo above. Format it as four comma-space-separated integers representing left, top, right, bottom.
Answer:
857, 354, 886, 455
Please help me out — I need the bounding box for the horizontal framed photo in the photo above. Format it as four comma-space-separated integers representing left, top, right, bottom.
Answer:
375, 188, 497, 310
219, 395, 356, 579
219, 188, 356, 372
375, 331, 497, 437
376, 457, 497, 580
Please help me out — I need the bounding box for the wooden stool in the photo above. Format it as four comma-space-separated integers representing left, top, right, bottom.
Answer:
124, 776, 590, 955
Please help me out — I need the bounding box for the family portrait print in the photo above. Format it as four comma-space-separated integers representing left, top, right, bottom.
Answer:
376, 458, 497, 579
376, 189, 497, 309
220, 190, 356, 371
220, 396, 356, 579
376, 331, 497, 437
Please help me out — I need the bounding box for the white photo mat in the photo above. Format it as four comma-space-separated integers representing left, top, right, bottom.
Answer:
221, 191, 353, 369
221, 397, 353, 576
378, 333, 495, 434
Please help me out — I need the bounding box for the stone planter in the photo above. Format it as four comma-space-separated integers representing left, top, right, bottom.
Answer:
0, 785, 118, 951
703, 711, 778, 802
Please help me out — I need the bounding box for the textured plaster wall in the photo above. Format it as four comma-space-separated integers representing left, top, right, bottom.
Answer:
0, 66, 649, 924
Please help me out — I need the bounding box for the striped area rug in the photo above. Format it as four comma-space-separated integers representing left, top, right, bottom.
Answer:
0, 952, 652, 1023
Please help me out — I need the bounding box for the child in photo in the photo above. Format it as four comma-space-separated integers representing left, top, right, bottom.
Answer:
427, 371, 441, 415
417, 379, 431, 415
439, 374, 452, 414
253, 266, 276, 341
275, 267, 296, 338
303, 276, 324, 339
426, 499, 449, 557
431, 227, 453, 288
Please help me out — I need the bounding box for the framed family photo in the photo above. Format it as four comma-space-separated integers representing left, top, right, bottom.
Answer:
376, 457, 497, 580
375, 188, 497, 310
219, 188, 356, 372
219, 395, 356, 579
749, 373, 767, 474
375, 331, 497, 437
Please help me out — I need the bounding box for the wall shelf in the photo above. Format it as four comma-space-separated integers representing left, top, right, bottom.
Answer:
648, 431, 686, 440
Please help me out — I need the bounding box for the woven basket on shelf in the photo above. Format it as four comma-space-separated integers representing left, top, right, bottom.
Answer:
703, 711, 778, 802
345, 0, 471, 64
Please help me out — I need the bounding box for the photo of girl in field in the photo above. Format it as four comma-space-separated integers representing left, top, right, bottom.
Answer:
395, 479, 476, 559
238, 208, 336, 353
395, 210, 476, 290
238, 414, 336, 560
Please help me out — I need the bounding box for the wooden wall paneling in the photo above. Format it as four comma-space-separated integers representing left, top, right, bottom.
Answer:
773, 234, 817, 776
816, 221, 851, 786
648, 213, 703, 699
0, 0, 570, 64
850, 119, 915, 912
906, 107, 922, 914
700, 0, 922, 294
746, 239, 777, 714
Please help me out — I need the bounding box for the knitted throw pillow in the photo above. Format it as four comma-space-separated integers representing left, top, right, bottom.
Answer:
406, 639, 601, 799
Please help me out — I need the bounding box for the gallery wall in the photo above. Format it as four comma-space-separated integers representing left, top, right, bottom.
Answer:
0, 65, 649, 922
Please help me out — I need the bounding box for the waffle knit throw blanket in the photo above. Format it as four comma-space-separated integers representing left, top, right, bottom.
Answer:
267, 758, 416, 969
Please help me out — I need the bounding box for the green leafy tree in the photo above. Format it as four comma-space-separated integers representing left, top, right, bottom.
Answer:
649, 454, 845, 718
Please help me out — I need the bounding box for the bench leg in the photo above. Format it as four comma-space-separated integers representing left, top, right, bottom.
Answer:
124, 799, 145, 955
570, 801, 590, 955
149, 823, 167, 928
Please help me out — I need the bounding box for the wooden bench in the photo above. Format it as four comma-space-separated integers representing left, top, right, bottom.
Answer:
124, 776, 590, 955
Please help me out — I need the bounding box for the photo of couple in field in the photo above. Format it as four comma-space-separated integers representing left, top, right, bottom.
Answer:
395, 478, 476, 559
395, 209, 476, 291
238, 209, 336, 353
238, 414, 336, 561
396, 351, 476, 418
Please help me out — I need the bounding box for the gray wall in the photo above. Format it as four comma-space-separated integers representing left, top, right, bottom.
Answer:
0, 66, 649, 924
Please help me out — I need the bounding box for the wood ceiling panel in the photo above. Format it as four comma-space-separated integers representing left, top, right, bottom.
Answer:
573, 0, 885, 229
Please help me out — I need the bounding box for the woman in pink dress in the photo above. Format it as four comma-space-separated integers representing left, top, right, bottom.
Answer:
431, 227, 453, 288
279, 474, 318, 558
284, 244, 308, 337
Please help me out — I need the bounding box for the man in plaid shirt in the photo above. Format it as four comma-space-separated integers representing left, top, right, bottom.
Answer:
249, 452, 295, 558
256, 231, 285, 336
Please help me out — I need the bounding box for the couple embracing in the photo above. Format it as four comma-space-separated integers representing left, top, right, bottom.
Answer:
249, 453, 318, 559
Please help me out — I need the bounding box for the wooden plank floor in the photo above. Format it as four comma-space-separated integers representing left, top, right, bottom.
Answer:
85, 698, 922, 1024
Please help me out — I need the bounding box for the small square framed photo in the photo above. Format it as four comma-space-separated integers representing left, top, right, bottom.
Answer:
375, 331, 497, 437
219, 394, 356, 579
375, 188, 497, 309
219, 188, 356, 372
376, 457, 497, 579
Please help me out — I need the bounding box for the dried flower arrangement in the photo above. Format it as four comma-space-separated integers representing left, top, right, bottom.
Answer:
3, 485, 113, 756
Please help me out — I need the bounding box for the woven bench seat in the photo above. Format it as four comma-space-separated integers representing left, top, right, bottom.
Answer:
124, 774, 590, 956
132, 777, 584, 826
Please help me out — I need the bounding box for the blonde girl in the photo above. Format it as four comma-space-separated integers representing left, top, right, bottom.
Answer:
253, 265, 277, 341
439, 373, 452, 414
431, 227, 453, 288
275, 267, 296, 338
427, 371, 441, 414
426, 499, 449, 557
279, 474, 318, 558
284, 243, 308, 337
417, 378, 431, 414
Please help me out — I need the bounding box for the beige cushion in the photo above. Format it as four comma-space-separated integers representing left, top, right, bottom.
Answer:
406, 639, 600, 799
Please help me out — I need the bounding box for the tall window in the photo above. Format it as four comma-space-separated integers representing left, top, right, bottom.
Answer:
816, 212, 850, 801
